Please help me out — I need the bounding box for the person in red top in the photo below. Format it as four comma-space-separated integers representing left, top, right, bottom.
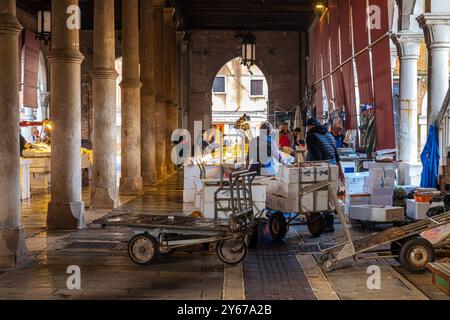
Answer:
279, 122, 293, 148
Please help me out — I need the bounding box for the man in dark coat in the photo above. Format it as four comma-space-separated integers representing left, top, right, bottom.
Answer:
305, 118, 344, 233
306, 118, 341, 165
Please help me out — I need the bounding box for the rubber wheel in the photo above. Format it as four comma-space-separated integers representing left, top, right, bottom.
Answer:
308, 213, 326, 237
217, 239, 248, 265
399, 237, 435, 274
128, 234, 159, 265
269, 212, 288, 241
322, 259, 334, 273
249, 223, 259, 248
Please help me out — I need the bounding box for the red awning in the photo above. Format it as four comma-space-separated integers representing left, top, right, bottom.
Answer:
23, 30, 40, 109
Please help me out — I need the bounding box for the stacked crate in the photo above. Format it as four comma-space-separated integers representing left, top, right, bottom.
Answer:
440, 147, 450, 192
265, 164, 339, 213
363, 162, 397, 206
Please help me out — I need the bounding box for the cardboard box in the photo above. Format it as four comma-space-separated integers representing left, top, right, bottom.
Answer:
406, 199, 430, 220
348, 193, 371, 206
349, 205, 404, 222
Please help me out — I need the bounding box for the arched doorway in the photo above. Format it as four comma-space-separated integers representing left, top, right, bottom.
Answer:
211, 57, 269, 138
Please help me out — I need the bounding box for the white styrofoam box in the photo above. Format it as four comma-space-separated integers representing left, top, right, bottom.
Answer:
346, 183, 368, 195
363, 162, 398, 171
365, 176, 395, 188
275, 181, 299, 199
349, 205, 404, 222
406, 199, 430, 220
345, 172, 370, 185
368, 187, 394, 197
184, 164, 221, 179
194, 193, 201, 209
369, 167, 396, 180
276, 165, 300, 183
341, 161, 356, 174
183, 189, 195, 203
28, 157, 51, 173
398, 162, 423, 183
315, 165, 330, 182
370, 196, 393, 206
266, 193, 299, 212
262, 178, 278, 194
330, 165, 339, 182
202, 184, 266, 204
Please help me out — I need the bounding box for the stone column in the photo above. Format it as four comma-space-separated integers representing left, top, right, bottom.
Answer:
90, 0, 118, 209
176, 32, 184, 129
181, 40, 190, 129
153, 2, 167, 180
391, 32, 422, 163
0, 0, 27, 268
47, 0, 85, 229
163, 8, 175, 175
417, 14, 450, 122
140, 0, 157, 185
120, 0, 143, 195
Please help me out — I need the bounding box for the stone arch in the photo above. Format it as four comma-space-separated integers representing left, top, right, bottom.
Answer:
188, 30, 300, 132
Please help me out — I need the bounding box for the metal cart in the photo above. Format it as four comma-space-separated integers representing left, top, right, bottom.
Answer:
267, 161, 338, 240
318, 210, 450, 274
94, 170, 258, 265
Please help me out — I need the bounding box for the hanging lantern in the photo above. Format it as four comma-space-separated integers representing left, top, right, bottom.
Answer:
37, 2, 51, 44
240, 32, 256, 69
314, 1, 328, 16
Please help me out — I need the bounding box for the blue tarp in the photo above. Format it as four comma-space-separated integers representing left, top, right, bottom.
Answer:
420, 123, 440, 188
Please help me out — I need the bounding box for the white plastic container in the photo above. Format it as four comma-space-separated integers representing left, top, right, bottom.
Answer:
349, 205, 404, 222
406, 199, 430, 220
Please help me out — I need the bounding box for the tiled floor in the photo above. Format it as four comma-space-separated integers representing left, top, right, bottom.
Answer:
1, 174, 449, 300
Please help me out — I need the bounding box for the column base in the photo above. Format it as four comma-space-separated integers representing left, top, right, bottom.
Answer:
90, 188, 118, 209
47, 201, 86, 230
157, 166, 167, 181
0, 227, 28, 270
142, 172, 156, 186
120, 176, 144, 195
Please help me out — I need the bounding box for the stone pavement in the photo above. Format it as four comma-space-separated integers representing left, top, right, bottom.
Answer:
0, 174, 448, 300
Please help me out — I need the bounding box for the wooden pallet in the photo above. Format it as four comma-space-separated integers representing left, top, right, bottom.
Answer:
427, 263, 450, 296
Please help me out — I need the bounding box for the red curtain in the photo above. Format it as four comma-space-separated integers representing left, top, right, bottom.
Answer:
321, 13, 333, 110
313, 24, 323, 116
370, 0, 395, 149
329, 0, 346, 112
339, 0, 358, 129
23, 30, 40, 109
351, 0, 374, 107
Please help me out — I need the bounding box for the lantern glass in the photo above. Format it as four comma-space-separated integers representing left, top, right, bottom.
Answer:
38, 10, 51, 33
241, 33, 256, 68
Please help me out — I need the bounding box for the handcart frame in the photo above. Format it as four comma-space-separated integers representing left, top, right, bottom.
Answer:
94, 171, 258, 265
267, 161, 338, 240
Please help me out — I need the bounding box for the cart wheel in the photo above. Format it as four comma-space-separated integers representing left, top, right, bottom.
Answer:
399, 237, 435, 274
320, 253, 332, 264
249, 223, 259, 248
217, 239, 248, 265
322, 259, 334, 273
127, 233, 159, 265
269, 212, 288, 241
307, 213, 326, 237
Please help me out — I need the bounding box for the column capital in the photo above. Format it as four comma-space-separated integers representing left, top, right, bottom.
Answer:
391, 32, 423, 59
417, 13, 450, 49
0, 14, 23, 35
